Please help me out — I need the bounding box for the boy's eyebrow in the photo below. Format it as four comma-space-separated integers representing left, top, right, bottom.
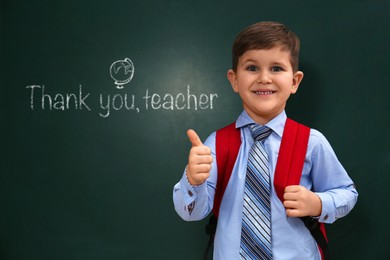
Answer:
240, 59, 257, 64
271, 61, 289, 67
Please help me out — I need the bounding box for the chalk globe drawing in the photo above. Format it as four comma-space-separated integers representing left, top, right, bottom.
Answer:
110, 58, 135, 89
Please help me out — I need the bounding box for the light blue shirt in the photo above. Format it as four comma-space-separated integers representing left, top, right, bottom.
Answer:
173, 110, 358, 260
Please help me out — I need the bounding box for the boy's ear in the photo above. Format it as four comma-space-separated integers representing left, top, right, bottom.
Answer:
227, 69, 239, 93
291, 71, 304, 94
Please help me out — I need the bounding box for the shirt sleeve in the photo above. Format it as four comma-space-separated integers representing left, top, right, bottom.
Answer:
309, 130, 358, 224
173, 132, 217, 221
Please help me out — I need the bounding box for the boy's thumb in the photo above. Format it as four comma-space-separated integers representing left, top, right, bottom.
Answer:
187, 129, 203, 147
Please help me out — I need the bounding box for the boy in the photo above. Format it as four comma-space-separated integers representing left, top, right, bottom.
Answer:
173, 21, 358, 259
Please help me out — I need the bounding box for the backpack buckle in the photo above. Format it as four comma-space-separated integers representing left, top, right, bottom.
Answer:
302, 216, 319, 231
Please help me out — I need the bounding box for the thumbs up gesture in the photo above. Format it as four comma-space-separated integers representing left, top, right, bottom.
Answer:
186, 129, 213, 186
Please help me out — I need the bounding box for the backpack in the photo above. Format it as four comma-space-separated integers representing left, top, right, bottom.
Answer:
204, 118, 330, 260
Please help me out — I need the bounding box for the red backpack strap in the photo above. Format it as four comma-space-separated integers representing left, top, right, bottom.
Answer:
213, 122, 241, 217
274, 118, 329, 260
274, 118, 310, 201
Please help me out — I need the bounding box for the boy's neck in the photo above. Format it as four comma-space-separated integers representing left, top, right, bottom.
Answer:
245, 109, 285, 126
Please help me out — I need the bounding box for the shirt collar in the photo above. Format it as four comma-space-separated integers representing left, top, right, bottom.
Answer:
235, 110, 287, 138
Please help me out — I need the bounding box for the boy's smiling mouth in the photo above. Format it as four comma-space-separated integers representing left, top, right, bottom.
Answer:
253, 90, 275, 95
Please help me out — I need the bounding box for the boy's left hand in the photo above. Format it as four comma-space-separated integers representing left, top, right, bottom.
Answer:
283, 185, 322, 218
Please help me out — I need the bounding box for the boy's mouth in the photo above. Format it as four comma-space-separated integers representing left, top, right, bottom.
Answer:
254, 91, 275, 95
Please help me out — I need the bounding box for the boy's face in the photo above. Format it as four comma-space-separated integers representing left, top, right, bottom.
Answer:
227, 47, 303, 125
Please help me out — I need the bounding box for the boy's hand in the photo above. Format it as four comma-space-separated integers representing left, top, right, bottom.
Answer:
283, 185, 322, 218
186, 129, 213, 186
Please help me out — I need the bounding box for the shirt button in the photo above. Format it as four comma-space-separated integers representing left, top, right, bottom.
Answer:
188, 191, 193, 197
323, 215, 328, 221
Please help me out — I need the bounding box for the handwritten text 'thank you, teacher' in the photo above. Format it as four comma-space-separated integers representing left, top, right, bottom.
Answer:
26, 85, 219, 118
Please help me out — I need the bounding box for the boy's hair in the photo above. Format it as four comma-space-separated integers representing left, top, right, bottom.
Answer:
232, 21, 300, 72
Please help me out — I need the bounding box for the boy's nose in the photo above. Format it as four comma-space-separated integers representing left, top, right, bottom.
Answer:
257, 72, 272, 84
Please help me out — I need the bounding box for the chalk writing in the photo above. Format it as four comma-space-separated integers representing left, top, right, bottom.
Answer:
26, 85, 219, 118
26, 85, 91, 111
99, 93, 139, 118
143, 85, 218, 110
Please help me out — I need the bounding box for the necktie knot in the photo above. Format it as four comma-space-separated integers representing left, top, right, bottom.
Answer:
249, 124, 272, 142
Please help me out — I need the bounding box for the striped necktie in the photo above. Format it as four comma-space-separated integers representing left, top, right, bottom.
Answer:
240, 124, 273, 259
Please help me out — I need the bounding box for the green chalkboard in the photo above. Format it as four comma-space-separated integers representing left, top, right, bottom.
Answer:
1, 0, 389, 259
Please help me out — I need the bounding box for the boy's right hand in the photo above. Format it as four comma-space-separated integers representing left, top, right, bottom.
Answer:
186, 129, 213, 186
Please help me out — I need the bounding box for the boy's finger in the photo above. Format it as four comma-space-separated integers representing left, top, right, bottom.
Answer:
187, 129, 203, 147
284, 185, 301, 193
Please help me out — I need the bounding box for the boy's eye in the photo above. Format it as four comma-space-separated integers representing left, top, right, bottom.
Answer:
246, 65, 258, 72
271, 66, 284, 72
